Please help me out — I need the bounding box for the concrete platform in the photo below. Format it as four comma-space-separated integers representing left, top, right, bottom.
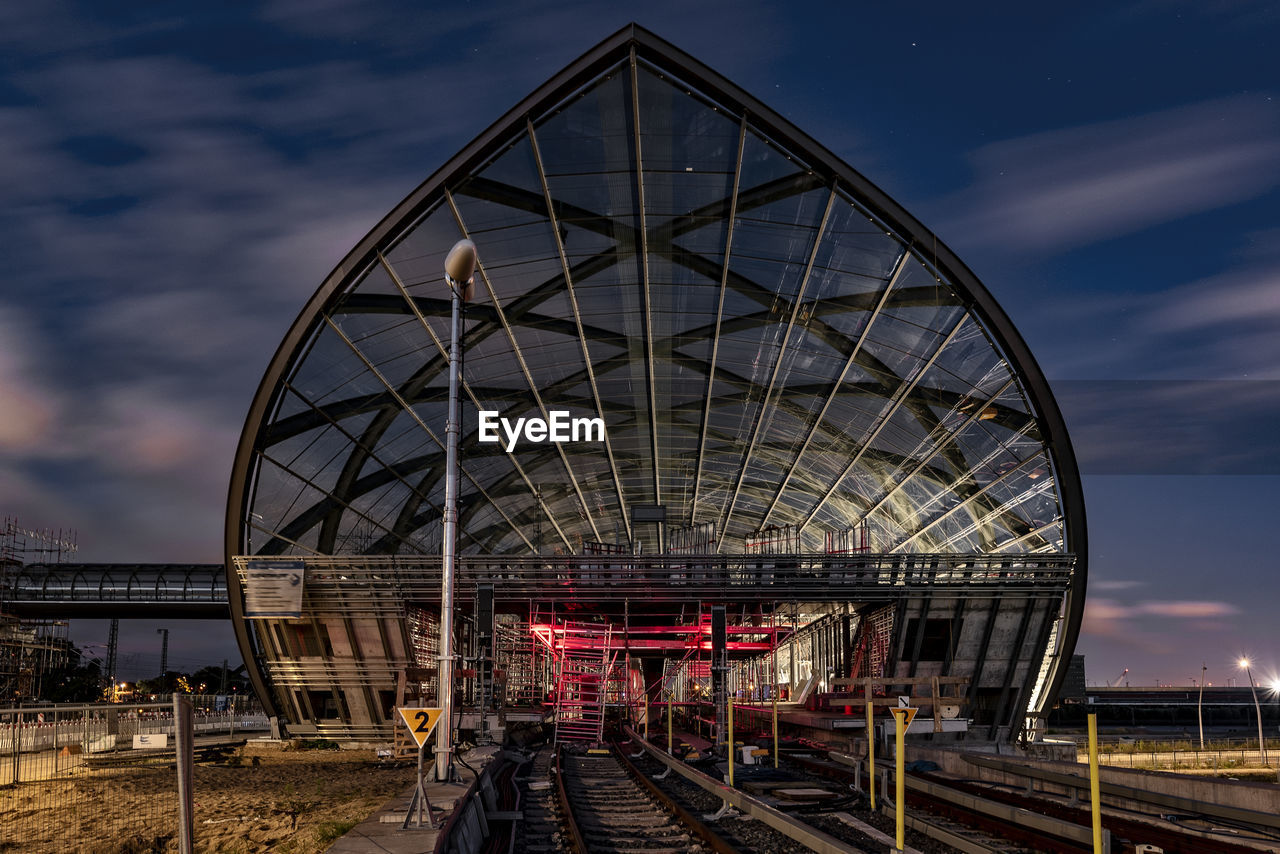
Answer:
325, 751, 493, 854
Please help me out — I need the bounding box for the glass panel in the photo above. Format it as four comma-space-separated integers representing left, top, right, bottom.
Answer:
386, 203, 464, 292
249, 455, 333, 547
247, 53, 1073, 558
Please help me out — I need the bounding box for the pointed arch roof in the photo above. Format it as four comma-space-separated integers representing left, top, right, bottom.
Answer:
225, 22, 1086, 715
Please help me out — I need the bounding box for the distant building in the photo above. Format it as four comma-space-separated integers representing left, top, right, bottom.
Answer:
1050, 685, 1280, 729
1060, 654, 1087, 701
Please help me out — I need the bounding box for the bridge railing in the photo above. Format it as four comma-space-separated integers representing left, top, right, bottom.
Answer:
233, 553, 1075, 614
4, 562, 226, 608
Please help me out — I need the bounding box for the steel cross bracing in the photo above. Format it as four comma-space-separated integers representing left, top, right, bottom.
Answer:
756, 246, 908, 531
690, 116, 747, 527
856, 376, 1019, 532
378, 250, 534, 551
256, 188, 1049, 557
344, 261, 557, 552
256, 329, 525, 557
258, 334, 1041, 560
528, 117, 633, 544
266, 356, 507, 557
259, 335, 1042, 559
716, 185, 838, 551
447, 189, 604, 545
889, 427, 1044, 553
310, 315, 541, 555
798, 313, 970, 534
631, 47, 663, 517
246, 55, 1064, 560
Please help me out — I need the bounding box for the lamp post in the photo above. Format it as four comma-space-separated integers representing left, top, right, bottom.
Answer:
1239, 658, 1267, 766
1197, 662, 1205, 750
157, 628, 169, 681
436, 238, 476, 783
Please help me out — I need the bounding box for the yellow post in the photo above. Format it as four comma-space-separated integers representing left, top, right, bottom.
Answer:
728, 699, 735, 787
772, 685, 779, 768
867, 700, 876, 809
772, 606, 780, 768
1088, 713, 1103, 853
667, 694, 673, 756
895, 708, 905, 852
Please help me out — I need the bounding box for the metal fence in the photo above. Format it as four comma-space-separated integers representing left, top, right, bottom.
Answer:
1085, 739, 1280, 771
0, 698, 267, 852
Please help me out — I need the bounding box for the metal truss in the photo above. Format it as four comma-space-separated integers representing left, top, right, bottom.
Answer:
226, 24, 1088, 729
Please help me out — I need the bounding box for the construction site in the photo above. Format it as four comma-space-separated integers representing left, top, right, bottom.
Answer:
0, 517, 77, 702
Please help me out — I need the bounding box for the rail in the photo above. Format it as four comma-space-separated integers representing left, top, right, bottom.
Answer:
620, 725, 864, 854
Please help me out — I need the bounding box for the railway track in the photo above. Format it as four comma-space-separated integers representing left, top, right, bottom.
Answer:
514, 745, 562, 854
556, 747, 709, 853
788, 748, 1280, 854
920, 771, 1280, 854
503, 728, 1279, 853
789, 752, 1063, 852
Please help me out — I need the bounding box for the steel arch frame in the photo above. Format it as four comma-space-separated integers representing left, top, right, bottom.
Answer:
224, 24, 1086, 729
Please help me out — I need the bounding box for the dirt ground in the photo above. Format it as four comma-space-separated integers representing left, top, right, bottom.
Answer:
0, 742, 417, 854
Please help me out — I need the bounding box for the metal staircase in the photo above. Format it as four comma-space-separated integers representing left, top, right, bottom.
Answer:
552, 622, 615, 744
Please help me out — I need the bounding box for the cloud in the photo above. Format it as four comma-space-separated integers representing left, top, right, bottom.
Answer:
1084, 597, 1239, 628
1083, 598, 1134, 623
1081, 597, 1239, 657
1015, 225, 1280, 382
1147, 267, 1280, 336
1136, 601, 1239, 618
936, 95, 1280, 252
0, 306, 64, 452
1091, 579, 1145, 591
1058, 379, 1280, 474
71, 381, 239, 477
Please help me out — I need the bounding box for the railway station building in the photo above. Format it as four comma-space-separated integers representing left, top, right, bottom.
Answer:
224, 25, 1086, 746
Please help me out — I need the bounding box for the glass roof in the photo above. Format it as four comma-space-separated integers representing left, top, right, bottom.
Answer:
235, 47, 1073, 560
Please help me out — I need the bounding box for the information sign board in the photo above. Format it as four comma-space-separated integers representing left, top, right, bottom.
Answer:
243, 560, 305, 618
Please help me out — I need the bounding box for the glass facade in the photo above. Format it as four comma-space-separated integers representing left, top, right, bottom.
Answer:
226, 27, 1085, 741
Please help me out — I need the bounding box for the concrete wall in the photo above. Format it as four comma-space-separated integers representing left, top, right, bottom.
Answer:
910, 744, 1280, 816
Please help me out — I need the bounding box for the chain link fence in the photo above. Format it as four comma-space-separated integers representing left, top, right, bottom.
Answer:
1070, 736, 1280, 771
0, 697, 266, 852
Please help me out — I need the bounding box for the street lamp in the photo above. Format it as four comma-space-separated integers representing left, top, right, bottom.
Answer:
436, 238, 477, 783
1197, 662, 1206, 750
1238, 658, 1267, 766
157, 628, 169, 680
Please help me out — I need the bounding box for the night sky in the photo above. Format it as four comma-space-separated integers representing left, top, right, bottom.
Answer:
2, 2, 1277, 689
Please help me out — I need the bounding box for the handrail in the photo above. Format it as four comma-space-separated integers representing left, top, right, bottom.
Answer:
233, 553, 1075, 609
